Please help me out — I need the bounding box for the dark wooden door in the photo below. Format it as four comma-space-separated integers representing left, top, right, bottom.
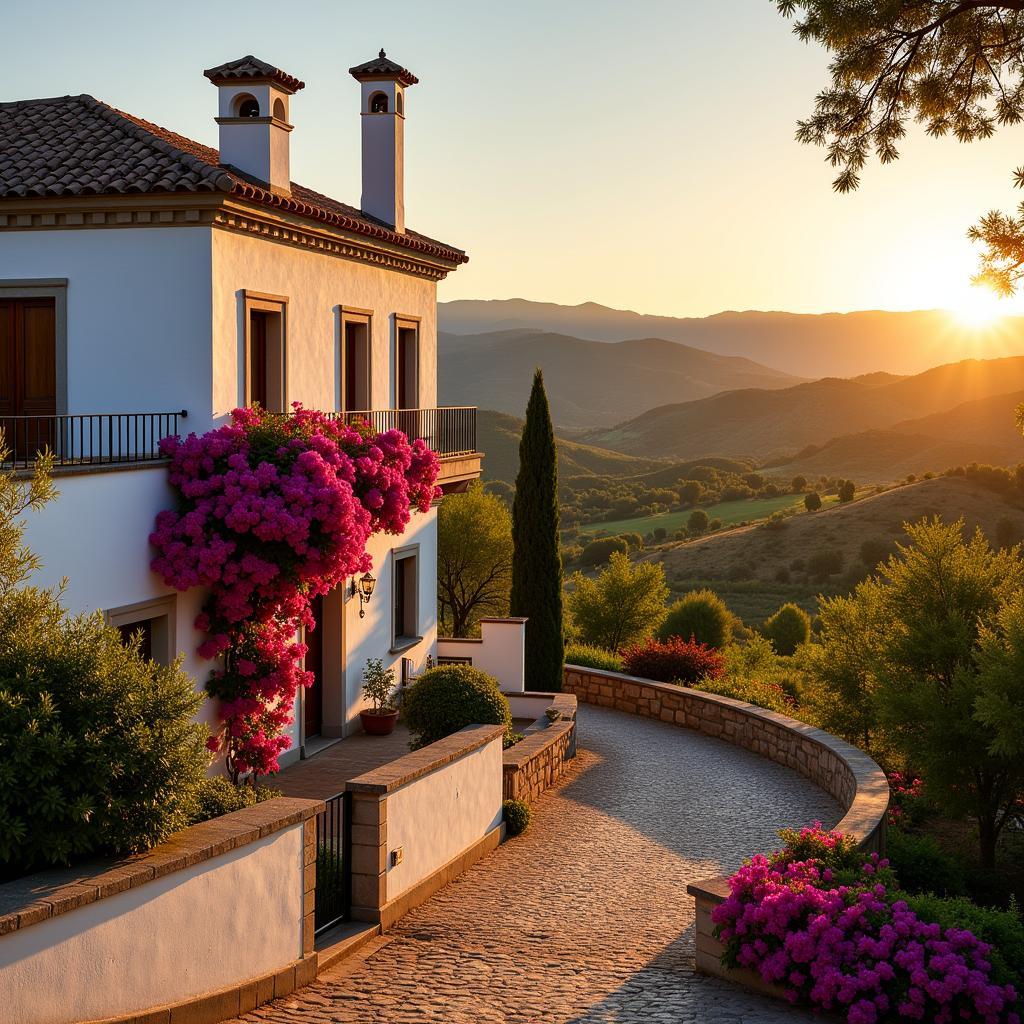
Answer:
0, 298, 56, 459
304, 595, 324, 738
249, 312, 268, 409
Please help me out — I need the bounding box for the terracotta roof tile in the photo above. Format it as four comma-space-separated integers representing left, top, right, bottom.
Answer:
0, 94, 465, 264
203, 56, 305, 94
349, 50, 418, 87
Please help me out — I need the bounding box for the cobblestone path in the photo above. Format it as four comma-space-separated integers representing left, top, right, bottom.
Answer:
236, 704, 841, 1023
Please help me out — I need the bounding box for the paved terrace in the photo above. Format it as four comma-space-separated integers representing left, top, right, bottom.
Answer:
236, 704, 839, 1023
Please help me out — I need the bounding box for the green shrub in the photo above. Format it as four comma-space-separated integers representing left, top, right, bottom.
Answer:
900, 891, 1024, 990
804, 491, 822, 512
186, 776, 282, 826
762, 602, 811, 656
565, 643, 624, 672
502, 798, 532, 836
807, 548, 844, 581
886, 828, 967, 898
401, 664, 512, 750
0, 588, 210, 878
658, 589, 733, 649
578, 535, 630, 566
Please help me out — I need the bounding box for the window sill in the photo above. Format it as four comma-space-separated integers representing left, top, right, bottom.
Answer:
390, 636, 423, 655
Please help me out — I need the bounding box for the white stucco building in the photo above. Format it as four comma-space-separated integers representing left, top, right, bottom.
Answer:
0, 53, 482, 765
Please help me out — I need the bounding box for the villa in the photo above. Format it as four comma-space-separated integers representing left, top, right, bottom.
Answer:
0, 52, 484, 762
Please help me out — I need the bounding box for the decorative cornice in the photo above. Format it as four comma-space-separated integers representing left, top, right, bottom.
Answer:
0, 194, 459, 281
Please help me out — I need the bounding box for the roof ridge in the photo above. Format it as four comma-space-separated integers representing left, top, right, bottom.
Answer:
0, 94, 95, 109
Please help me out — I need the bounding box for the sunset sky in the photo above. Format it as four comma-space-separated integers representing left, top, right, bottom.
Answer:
9, 0, 1024, 320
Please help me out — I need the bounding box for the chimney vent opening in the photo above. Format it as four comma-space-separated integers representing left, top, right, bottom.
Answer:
235, 94, 260, 117
370, 92, 389, 114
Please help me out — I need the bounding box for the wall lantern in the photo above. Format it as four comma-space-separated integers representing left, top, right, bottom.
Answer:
352, 571, 376, 618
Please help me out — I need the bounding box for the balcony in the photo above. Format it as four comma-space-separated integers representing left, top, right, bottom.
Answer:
0, 408, 482, 489
0, 411, 188, 472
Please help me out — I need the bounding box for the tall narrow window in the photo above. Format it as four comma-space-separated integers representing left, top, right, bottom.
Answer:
0, 298, 56, 460
244, 294, 286, 412
392, 547, 419, 648
395, 319, 420, 442
106, 596, 176, 666
340, 311, 371, 413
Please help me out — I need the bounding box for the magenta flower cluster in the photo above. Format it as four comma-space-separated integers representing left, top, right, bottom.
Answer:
150, 405, 439, 779
712, 824, 1019, 1024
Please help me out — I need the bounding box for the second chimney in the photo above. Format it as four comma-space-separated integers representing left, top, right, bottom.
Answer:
349, 50, 419, 233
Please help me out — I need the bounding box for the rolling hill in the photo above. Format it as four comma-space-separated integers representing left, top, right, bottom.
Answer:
585, 356, 1024, 464
646, 475, 1024, 593
477, 409, 664, 484
439, 299, 1024, 379
439, 328, 800, 431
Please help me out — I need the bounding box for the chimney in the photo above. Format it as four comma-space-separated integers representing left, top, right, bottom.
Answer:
204, 56, 305, 195
349, 50, 419, 233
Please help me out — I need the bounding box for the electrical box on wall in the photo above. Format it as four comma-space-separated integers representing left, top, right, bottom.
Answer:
391, 847, 404, 867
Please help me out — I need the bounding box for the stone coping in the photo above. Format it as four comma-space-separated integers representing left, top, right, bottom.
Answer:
502, 719, 575, 771
345, 724, 505, 795
564, 665, 889, 849
0, 796, 323, 937
686, 876, 731, 905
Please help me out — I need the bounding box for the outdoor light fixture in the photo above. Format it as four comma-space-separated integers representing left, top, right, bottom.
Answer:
352, 571, 376, 617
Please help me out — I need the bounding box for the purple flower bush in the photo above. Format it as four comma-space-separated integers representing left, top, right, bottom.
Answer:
712, 825, 1019, 1024
150, 405, 439, 780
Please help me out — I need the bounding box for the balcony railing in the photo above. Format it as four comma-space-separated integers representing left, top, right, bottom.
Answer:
0, 407, 477, 471
332, 407, 477, 459
0, 411, 188, 470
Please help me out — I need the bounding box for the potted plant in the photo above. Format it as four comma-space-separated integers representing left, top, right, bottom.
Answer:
359, 658, 398, 735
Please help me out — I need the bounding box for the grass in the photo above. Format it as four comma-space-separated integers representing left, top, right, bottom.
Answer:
579, 493, 838, 538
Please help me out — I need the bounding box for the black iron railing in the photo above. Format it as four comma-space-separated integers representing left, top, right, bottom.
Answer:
333, 407, 477, 459
0, 411, 187, 470
315, 790, 352, 935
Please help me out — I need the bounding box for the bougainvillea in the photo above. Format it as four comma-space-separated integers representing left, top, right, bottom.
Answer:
150, 405, 439, 780
620, 635, 725, 685
713, 824, 1020, 1024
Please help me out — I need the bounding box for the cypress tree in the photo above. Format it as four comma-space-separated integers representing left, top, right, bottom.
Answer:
510, 369, 564, 691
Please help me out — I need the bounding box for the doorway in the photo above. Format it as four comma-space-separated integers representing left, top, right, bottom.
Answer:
304, 595, 324, 739
0, 298, 56, 460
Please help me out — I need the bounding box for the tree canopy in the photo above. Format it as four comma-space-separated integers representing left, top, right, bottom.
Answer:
777, 0, 1024, 293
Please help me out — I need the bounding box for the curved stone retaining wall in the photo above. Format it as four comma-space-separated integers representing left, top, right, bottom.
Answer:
502, 692, 577, 803
563, 665, 890, 1004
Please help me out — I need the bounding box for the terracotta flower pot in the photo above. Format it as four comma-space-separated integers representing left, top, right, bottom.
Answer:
360, 709, 399, 736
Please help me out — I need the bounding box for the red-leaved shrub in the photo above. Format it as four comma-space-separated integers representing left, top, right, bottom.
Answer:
620, 636, 724, 685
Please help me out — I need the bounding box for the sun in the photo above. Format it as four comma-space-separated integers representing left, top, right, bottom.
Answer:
950, 286, 1005, 328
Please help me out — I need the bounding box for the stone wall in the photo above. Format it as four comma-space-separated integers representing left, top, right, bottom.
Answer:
502, 691, 578, 803
563, 665, 890, 1006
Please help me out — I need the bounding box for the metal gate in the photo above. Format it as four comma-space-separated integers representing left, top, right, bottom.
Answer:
314, 790, 352, 935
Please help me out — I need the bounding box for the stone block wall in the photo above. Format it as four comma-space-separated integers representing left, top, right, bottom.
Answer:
502, 719, 575, 803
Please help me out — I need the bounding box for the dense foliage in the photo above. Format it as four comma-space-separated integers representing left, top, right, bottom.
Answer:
438, 482, 513, 637
621, 636, 724, 685
658, 589, 733, 649
510, 371, 565, 691
151, 405, 438, 779
567, 551, 668, 650
0, 588, 209, 877
186, 776, 281, 826
564, 643, 625, 673
401, 664, 512, 751
502, 798, 531, 836
763, 601, 812, 656
714, 824, 1020, 1024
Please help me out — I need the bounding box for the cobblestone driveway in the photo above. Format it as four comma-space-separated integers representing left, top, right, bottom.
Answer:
237, 704, 840, 1024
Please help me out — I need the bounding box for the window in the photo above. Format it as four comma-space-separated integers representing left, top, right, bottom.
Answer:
272, 97, 287, 121
396, 92, 404, 116
370, 91, 389, 114
392, 547, 419, 648
340, 309, 371, 412
395, 320, 419, 410
106, 596, 176, 665
243, 293, 287, 412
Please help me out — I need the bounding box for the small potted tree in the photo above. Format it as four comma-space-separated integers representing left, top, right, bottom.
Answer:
359, 658, 398, 735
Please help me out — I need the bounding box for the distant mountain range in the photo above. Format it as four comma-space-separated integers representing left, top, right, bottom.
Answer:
440, 329, 799, 430
585, 356, 1024, 467
439, 299, 1024, 379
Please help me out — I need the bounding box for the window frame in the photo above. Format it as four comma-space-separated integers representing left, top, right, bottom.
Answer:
393, 314, 420, 411
391, 544, 421, 652
0, 279, 67, 416
242, 291, 287, 413
339, 306, 373, 413
105, 594, 177, 666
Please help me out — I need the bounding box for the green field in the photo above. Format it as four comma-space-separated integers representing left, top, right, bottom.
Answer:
579, 493, 830, 538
